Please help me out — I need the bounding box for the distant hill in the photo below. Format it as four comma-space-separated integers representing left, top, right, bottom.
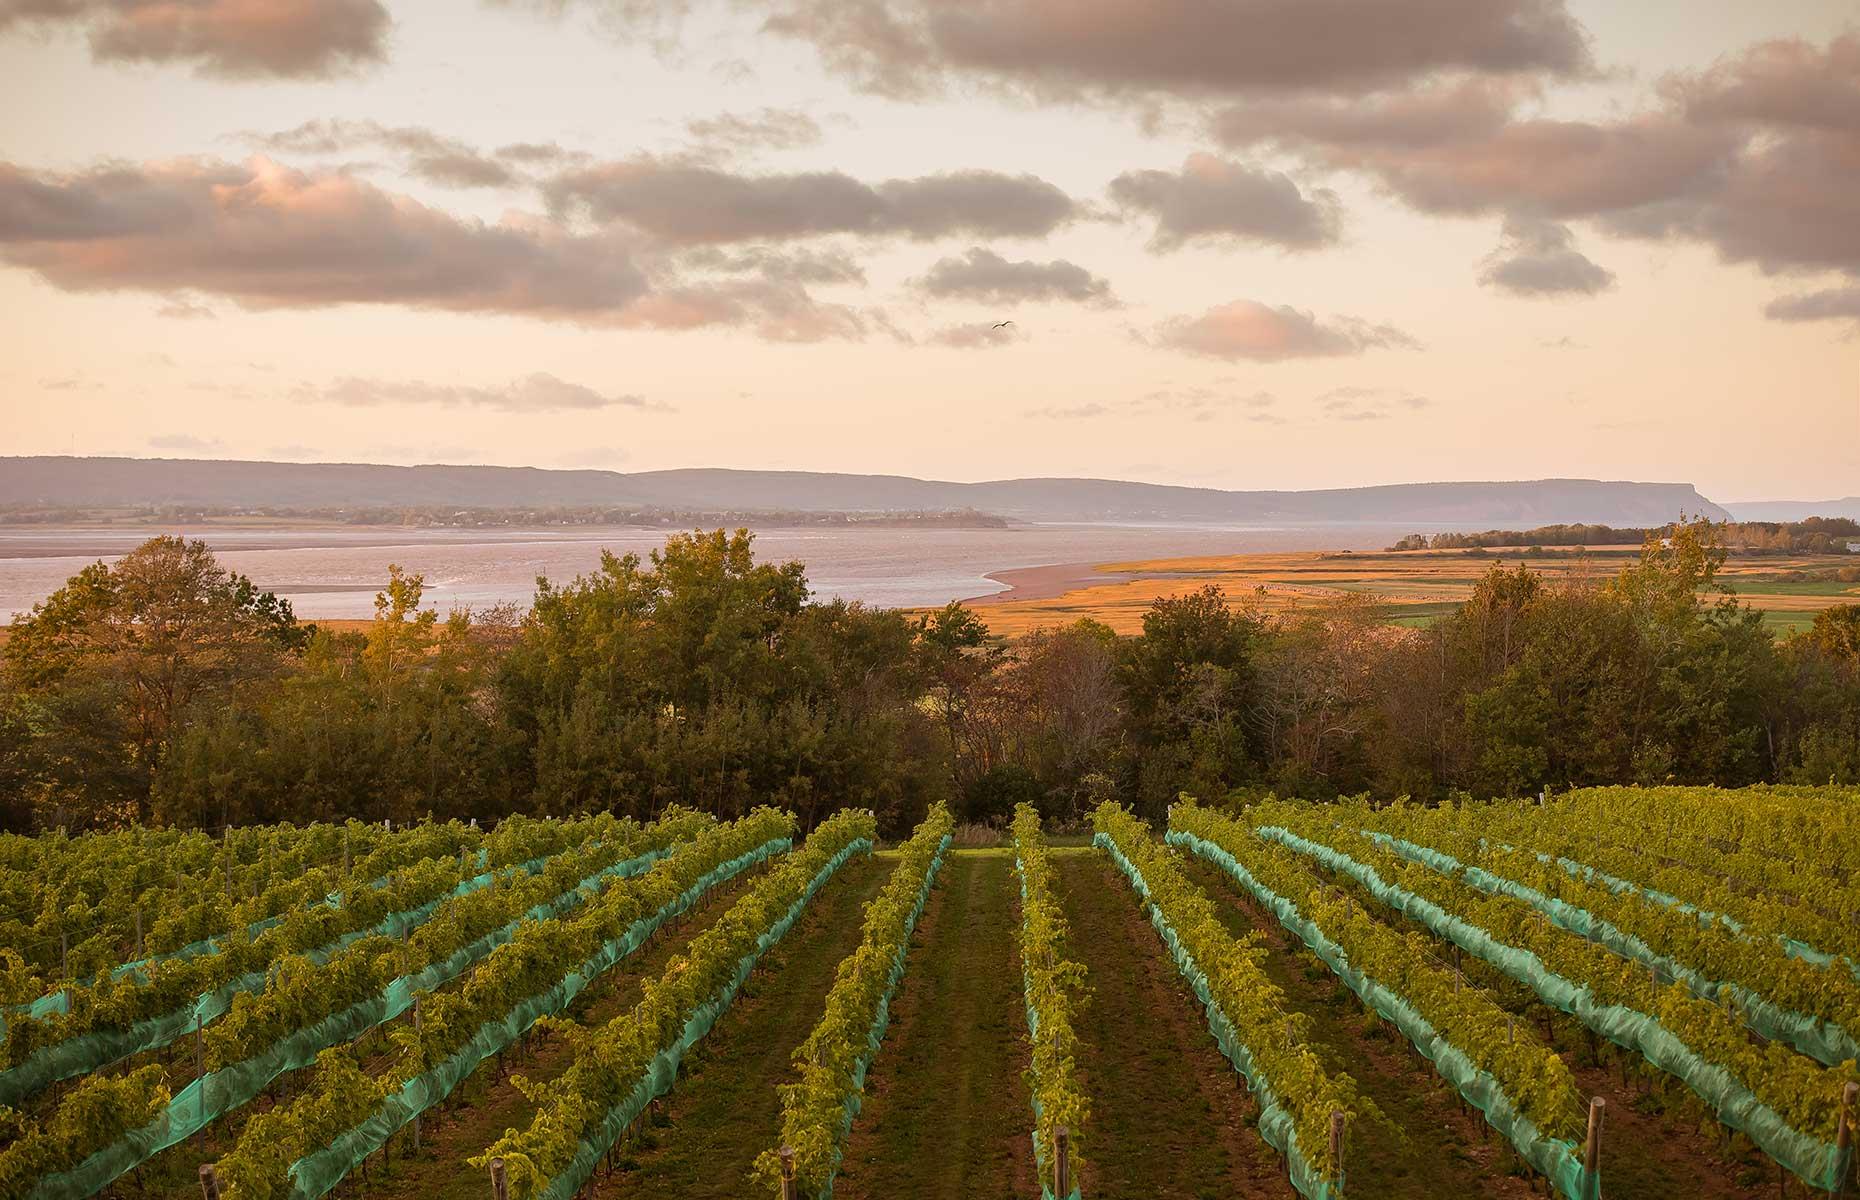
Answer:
1723, 498, 1860, 522
0, 457, 1732, 527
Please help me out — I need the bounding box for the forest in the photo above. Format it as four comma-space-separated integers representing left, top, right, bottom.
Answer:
2, 521, 1857, 836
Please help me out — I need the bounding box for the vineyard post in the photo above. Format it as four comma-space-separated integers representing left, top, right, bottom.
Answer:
1836, 1081, 1857, 1198
343, 827, 350, 876
778, 1146, 796, 1200
489, 1157, 508, 1200
1330, 1110, 1345, 1192
60, 928, 68, 978
412, 994, 424, 1153
1583, 1097, 1604, 1186
1507, 1013, 1515, 1045
199, 1164, 221, 1200
194, 1009, 207, 1147
1056, 1125, 1071, 1198
134, 907, 143, 957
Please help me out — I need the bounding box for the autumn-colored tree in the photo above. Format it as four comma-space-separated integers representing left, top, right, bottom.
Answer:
3, 536, 302, 826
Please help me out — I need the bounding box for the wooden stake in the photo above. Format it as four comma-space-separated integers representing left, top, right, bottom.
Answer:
1507, 1013, 1515, 1045
1583, 1097, 1604, 1184
199, 1164, 221, 1200
778, 1146, 797, 1200
1055, 1125, 1071, 1198
1330, 1110, 1346, 1189
1835, 1082, 1856, 1199
135, 907, 144, 958
60, 929, 68, 978
489, 1157, 508, 1200
412, 995, 424, 1153
194, 1009, 208, 1147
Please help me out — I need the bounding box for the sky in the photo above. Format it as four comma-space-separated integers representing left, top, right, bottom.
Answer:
0, 0, 1856, 503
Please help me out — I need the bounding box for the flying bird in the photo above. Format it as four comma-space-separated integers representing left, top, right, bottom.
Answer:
992, 320, 1013, 329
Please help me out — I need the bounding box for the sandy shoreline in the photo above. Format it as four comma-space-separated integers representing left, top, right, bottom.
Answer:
964, 561, 1137, 606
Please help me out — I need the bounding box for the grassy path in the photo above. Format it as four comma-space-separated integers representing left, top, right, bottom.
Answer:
1051, 848, 1283, 1200
591, 853, 888, 1199
833, 850, 1036, 1200
1176, 852, 1536, 1200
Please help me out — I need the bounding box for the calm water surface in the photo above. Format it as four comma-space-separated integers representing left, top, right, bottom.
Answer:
0, 524, 1399, 619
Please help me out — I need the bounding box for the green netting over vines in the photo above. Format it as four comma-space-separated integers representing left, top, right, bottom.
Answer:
531, 837, 873, 1200
1167, 830, 1595, 1200
0, 849, 570, 1103
1013, 864, 1082, 1200
1091, 833, 1337, 1200
1257, 826, 1853, 1193
808, 834, 950, 1200
287, 836, 793, 1200
3, 847, 510, 1032
1366, 831, 1860, 1066
26, 845, 678, 1200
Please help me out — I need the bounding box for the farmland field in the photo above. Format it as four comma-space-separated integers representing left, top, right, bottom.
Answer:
3, 786, 1857, 1200
968, 547, 1860, 636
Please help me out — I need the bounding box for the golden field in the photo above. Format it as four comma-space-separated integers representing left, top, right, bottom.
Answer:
966, 546, 1860, 638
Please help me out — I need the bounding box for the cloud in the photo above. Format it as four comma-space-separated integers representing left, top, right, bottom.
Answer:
1025, 387, 1284, 422
1206, 34, 1860, 300
0, 156, 650, 320
1764, 286, 1860, 324
296, 372, 664, 412
0, 155, 880, 342
1316, 385, 1429, 421
684, 108, 824, 154
1024, 401, 1110, 418
251, 120, 520, 188
1212, 77, 1524, 152
676, 245, 866, 285
1663, 32, 1860, 133
616, 276, 879, 342
928, 320, 1022, 349
915, 247, 1110, 305
1154, 300, 1419, 361
148, 433, 224, 451
2, 0, 390, 79
1109, 154, 1342, 251
755, 0, 1591, 100
1478, 216, 1614, 296
493, 141, 583, 167
155, 297, 216, 319
545, 158, 1078, 244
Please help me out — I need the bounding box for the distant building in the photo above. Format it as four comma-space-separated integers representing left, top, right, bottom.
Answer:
1848, 541, 1860, 553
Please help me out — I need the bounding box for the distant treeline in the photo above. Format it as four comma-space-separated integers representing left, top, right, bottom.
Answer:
3, 522, 1858, 837
0, 503, 1012, 530
1390, 517, 1860, 554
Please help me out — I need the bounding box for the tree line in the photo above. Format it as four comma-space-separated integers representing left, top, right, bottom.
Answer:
2, 523, 1856, 836
1390, 516, 1860, 555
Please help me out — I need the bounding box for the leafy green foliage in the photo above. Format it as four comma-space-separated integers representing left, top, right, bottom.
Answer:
1011, 803, 1090, 1183
0, 1064, 168, 1193
215, 807, 788, 1200
1092, 801, 1370, 1182
1361, 793, 1860, 1052
1259, 802, 1860, 1147
1171, 800, 1584, 1142
754, 802, 952, 1196
472, 807, 877, 1200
